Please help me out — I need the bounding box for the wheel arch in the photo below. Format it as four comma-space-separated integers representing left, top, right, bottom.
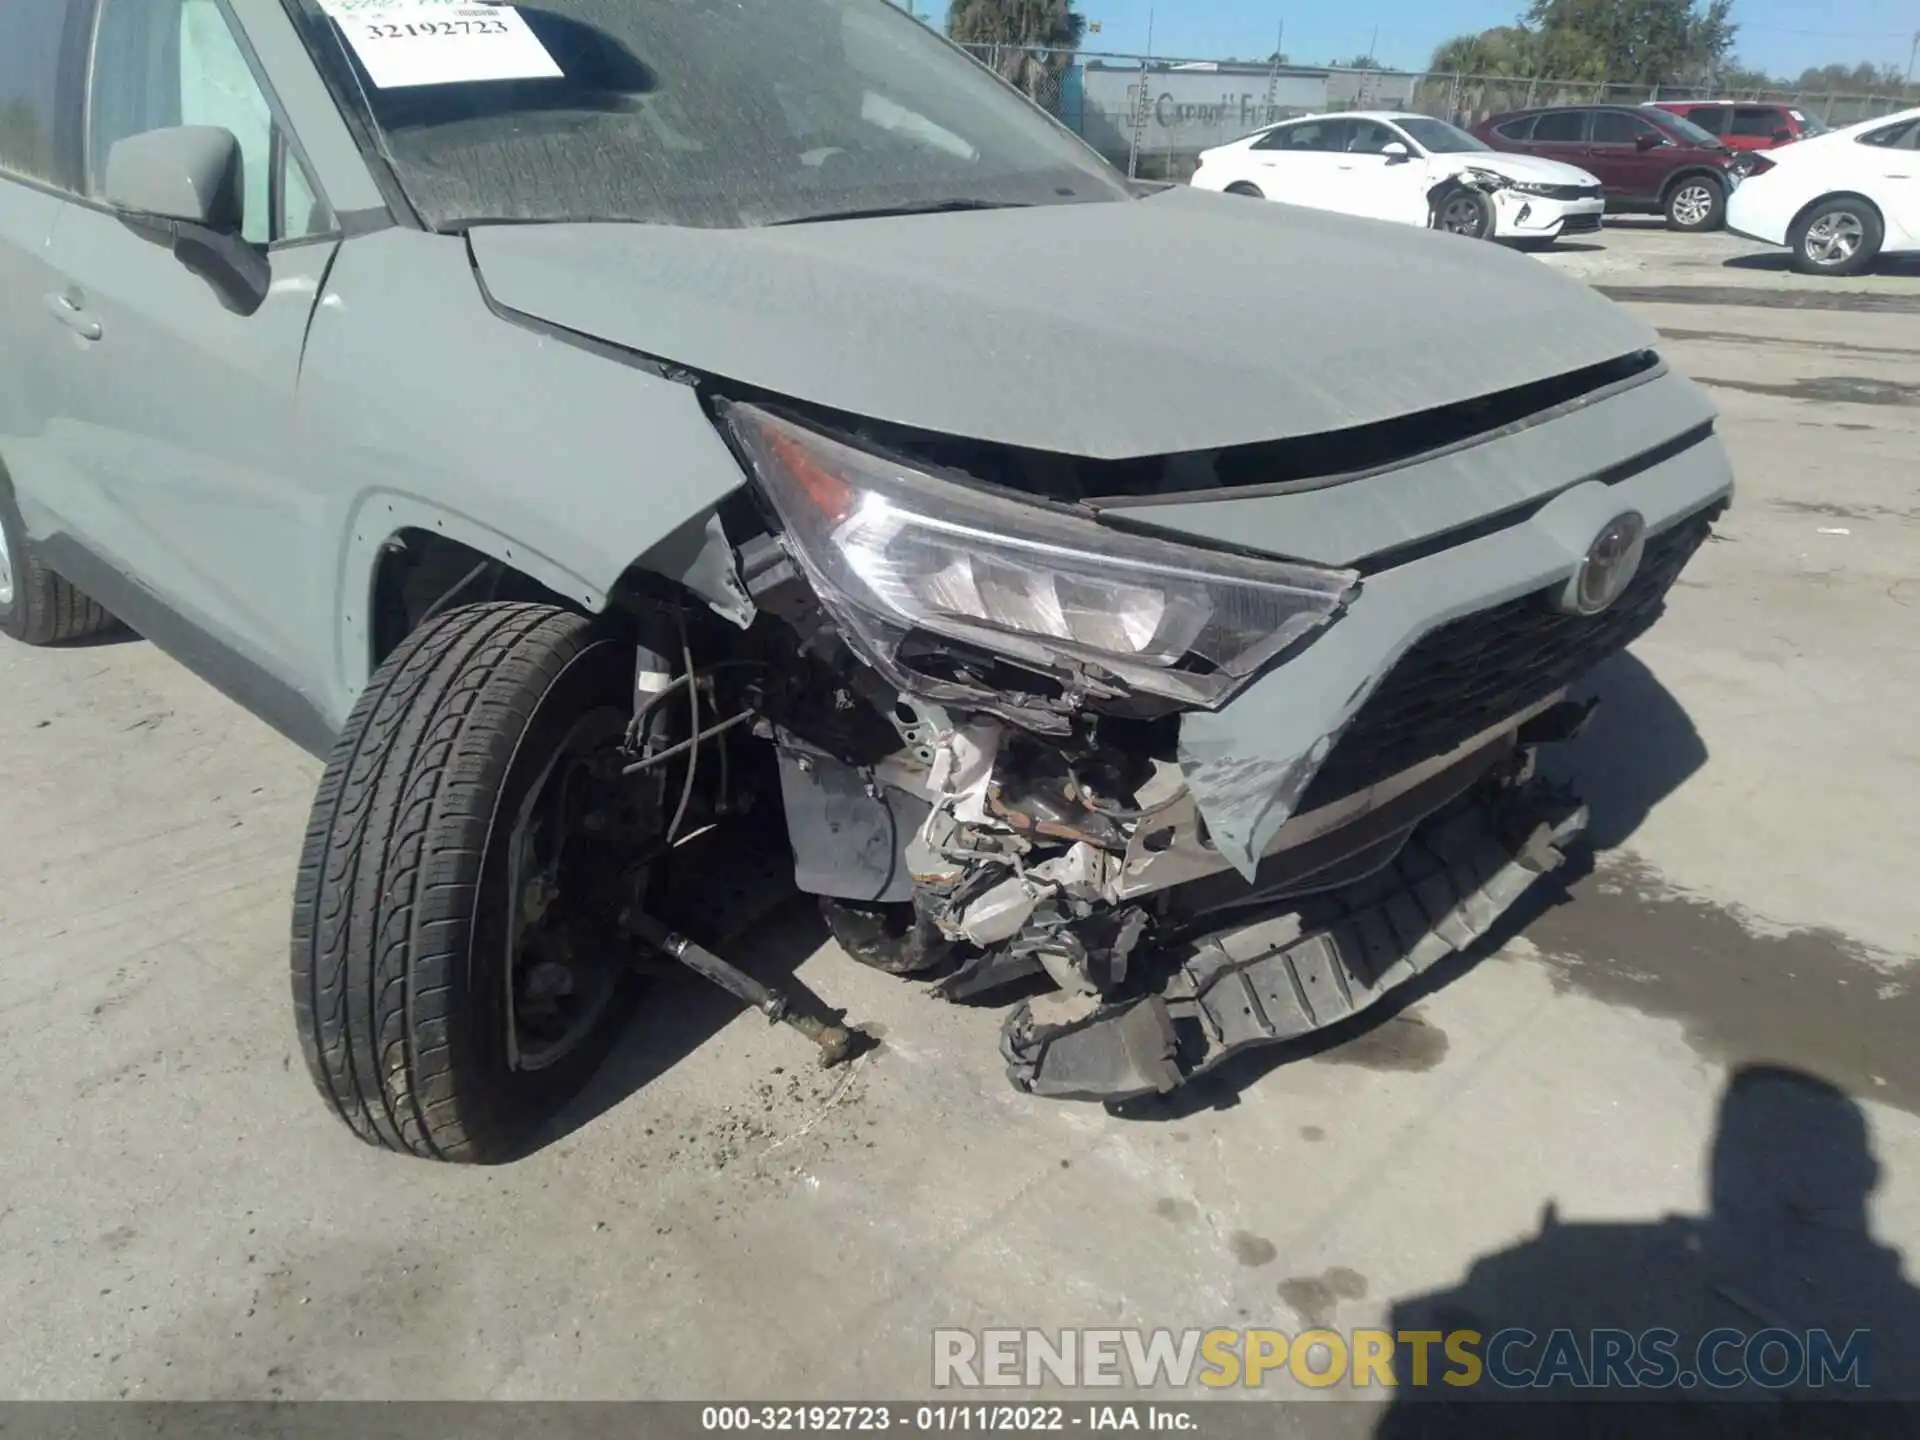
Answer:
1787, 190, 1885, 238
340, 496, 756, 716
1659, 166, 1727, 205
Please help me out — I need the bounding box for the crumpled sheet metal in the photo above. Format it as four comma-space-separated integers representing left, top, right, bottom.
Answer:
1002, 783, 1591, 1103
1178, 450, 1734, 879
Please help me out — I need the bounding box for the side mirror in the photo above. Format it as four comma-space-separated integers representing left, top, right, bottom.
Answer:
105, 125, 243, 230
1635, 131, 1666, 151
103, 126, 267, 316
1381, 141, 1412, 163
1773, 129, 1794, 144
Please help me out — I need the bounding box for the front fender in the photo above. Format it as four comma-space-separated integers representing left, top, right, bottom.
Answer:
296, 230, 754, 725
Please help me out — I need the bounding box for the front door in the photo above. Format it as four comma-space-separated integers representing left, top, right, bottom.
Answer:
0, 0, 91, 543
43, 0, 337, 695
1583, 110, 1669, 205
1333, 118, 1430, 226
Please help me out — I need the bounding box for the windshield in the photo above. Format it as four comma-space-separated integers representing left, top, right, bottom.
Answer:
285, 0, 1131, 229
1658, 111, 1723, 147
1393, 116, 1489, 154
1791, 109, 1828, 136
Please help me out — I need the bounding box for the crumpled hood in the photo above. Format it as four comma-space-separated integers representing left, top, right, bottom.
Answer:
468, 186, 1655, 461
1452, 152, 1601, 186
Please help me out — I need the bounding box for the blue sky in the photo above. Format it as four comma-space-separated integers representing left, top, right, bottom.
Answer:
919, 0, 1920, 81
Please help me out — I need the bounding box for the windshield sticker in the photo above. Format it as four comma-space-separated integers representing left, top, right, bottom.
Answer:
316, 1, 561, 89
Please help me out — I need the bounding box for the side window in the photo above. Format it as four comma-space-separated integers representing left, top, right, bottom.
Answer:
1858, 119, 1918, 149
0, 0, 77, 184
1532, 109, 1587, 143
1590, 111, 1656, 145
1687, 106, 1729, 136
1256, 121, 1345, 152
1730, 107, 1782, 138
87, 0, 330, 243
1300, 120, 1352, 151
1346, 120, 1398, 153
1494, 116, 1537, 141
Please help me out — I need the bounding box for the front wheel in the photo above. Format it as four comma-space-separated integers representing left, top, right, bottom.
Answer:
1665, 177, 1725, 232
1789, 198, 1883, 277
1224, 182, 1265, 200
291, 603, 643, 1162
1433, 187, 1495, 240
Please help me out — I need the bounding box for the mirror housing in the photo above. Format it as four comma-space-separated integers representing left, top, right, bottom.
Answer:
104, 126, 244, 231
1381, 141, 1412, 163
1635, 131, 1666, 151
104, 126, 267, 317
1773, 129, 1793, 144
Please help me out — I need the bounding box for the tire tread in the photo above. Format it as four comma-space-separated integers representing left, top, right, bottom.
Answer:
290, 602, 603, 1162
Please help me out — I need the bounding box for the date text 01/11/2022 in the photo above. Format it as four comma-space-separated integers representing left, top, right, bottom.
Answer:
698, 1406, 1199, 1432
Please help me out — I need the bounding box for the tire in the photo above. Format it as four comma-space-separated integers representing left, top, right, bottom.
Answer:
1433, 187, 1495, 240
0, 485, 115, 645
292, 602, 640, 1163
1664, 175, 1725, 232
1789, 197, 1883, 277
1224, 182, 1265, 199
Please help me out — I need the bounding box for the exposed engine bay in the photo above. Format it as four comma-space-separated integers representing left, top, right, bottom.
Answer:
601, 396, 1726, 1105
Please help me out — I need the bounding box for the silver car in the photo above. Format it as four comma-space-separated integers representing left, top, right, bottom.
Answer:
0, 0, 1733, 1162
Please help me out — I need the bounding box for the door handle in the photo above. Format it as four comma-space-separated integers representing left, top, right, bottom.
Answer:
44, 291, 103, 342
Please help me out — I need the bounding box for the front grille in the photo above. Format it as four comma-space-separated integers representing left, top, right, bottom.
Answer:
1536, 184, 1602, 201
1559, 212, 1604, 234
1297, 514, 1715, 810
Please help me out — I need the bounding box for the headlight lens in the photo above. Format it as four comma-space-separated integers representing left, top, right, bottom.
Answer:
722, 403, 1357, 709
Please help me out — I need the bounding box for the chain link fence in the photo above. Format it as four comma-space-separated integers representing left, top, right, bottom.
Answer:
953, 43, 1919, 181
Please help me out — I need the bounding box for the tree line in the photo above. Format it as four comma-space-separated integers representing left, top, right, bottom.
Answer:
1429, 0, 1916, 94
940, 0, 1917, 99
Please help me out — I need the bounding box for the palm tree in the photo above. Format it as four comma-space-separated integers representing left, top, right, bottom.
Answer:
948, 0, 1088, 105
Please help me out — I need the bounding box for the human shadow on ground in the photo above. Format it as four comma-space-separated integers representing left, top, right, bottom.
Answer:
1374, 1064, 1920, 1436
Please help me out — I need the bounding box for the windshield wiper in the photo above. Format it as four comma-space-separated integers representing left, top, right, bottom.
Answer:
770, 198, 1034, 226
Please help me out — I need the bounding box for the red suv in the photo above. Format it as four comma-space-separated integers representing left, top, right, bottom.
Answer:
1649, 100, 1828, 151
1474, 105, 1739, 231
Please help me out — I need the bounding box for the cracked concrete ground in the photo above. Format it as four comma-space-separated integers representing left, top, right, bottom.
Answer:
2, 222, 1916, 1417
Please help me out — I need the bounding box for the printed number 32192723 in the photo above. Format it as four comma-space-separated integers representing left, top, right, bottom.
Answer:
361, 19, 511, 38
324, 4, 564, 89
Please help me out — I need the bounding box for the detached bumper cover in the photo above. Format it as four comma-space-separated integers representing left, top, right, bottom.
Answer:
1001, 778, 1589, 1103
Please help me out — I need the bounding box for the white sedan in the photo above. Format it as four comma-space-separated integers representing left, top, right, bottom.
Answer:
1727, 106, 1920, 275
1191, 112, 1606, 245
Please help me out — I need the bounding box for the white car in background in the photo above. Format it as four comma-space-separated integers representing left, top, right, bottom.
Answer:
1727, 107, 1920, 275
1191, 111, 1606, 246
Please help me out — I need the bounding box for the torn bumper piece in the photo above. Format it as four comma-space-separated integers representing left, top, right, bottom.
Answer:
1000, 780, 1589, 1103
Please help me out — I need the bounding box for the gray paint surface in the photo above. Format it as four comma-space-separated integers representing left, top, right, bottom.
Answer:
1180, 436, 1735, 877
1105, 367, 1719, 565
469, 185, 1659, 461
292, 229, 760, 726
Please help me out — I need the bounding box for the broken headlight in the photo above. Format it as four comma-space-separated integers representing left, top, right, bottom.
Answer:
722, 403, 1358, 709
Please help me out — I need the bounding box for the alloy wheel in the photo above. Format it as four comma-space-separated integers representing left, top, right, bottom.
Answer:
1440, 194, 1486, 237
1804, 211, 1865, 268
503, 708, 636, 1072
1671, 184, 1715, 228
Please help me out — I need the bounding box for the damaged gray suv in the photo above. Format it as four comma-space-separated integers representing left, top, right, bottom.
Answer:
0, 0, 1733, 1161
